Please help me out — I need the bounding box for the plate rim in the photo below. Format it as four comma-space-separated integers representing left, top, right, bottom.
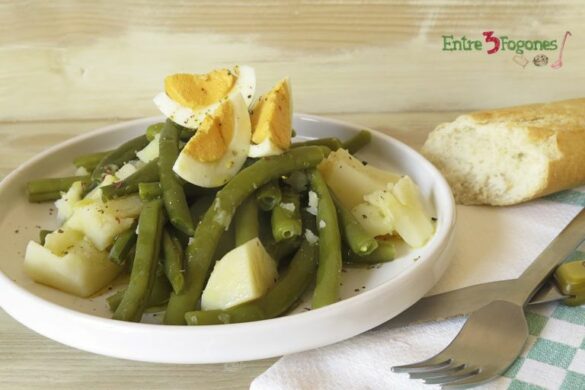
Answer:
0, 113, 456, 361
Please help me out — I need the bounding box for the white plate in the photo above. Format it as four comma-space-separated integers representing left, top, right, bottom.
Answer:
0, 114, 455, 364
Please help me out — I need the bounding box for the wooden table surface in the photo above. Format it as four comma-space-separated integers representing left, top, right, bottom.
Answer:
1, 0, 583, 388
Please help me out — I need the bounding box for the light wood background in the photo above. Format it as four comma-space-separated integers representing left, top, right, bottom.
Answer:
1, 1, 583, 388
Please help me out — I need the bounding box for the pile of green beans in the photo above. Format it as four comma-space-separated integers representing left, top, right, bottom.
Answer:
164, 146, 328, 325
25, 123, 398, 325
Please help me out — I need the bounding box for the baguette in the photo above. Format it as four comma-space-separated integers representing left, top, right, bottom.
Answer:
422, 98, 585, 205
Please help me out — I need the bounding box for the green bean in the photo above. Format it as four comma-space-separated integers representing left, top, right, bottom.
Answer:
265, 237, 302, 264
147, 122, 192, 142
334, 196, 378, 256
106, 290, 125, 312
28, 191, 64, 203
216, 225, 235, 261
235, 196, 259, 246
146, 123, 165, 141
164, 146, 328, 324
256, 181, 282, 211
180, 127, 196, 141
138, 182, 162, 201
159, 120, 195, 236
108, 262, 172, 312
292, 137, 343, 150
73, 151, 111, 171
162, 229, 185, 294
100, 158, 160, 200
27, 175, 90, 201
309, 169, 342, 309
113, 199, 164, 322
91, 134, 149, 185
284, 171, 309, 192
109, 223, 138, 265
185, 240, 317, 325
190, 195, 235, 259
184, 183, 215, 198
271, 188, 302, 242
343, 239, 395, 264
342, 130, 371, 154
39, 229, 52, 245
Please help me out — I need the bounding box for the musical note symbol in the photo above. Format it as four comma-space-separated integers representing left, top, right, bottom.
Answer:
551, 31, 571, 69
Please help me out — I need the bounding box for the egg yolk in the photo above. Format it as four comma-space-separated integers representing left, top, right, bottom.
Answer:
183, 100, 235, 162
250, 78, 292, 149
164, 69, 236, 110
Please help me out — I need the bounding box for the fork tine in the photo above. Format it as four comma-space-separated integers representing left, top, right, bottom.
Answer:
422, 367, 480, 385
391, 356, 452, 373
408, 363, 466, 380
441, 370, 499, 389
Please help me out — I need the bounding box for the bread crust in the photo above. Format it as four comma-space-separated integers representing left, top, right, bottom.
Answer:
427, 98, 585, 205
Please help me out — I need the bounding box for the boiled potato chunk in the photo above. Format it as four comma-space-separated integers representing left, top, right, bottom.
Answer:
55, 181, 84, 221
24, 234, 122, 298
114, 161, 139, 180
136, 134, 160, 163
64, 192, 142, 251
364, 177, 434, 248
201, 238, 278, 310
84, 174, 117, 202
65, 202, 136, 251
318, 149, 400, 209
351, 201, 394, 237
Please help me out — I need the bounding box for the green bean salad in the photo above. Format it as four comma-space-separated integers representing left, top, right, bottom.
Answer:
23, 67, 435, 325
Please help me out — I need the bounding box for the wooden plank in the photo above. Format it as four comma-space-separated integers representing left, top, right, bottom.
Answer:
0, 1, 583, 121
0, 309, 275, 390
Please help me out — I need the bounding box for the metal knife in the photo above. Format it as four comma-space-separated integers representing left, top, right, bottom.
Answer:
389, 240, 585, 328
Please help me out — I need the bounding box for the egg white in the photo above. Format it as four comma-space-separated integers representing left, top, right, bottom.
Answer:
173, 93, 251, 188
248, 137, 284, 157
154, 65, 256, 130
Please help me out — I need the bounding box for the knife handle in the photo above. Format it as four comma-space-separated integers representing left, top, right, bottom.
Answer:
514, 209, 585, 304
555, 260, 585, 306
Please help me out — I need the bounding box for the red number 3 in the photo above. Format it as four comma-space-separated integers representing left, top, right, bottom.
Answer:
483, 31, 500, 54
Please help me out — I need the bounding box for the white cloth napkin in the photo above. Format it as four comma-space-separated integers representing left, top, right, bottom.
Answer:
251, 197, 583, 390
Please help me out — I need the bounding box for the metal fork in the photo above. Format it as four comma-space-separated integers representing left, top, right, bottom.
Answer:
392, 209, 585, 388
392, 300, 527, 388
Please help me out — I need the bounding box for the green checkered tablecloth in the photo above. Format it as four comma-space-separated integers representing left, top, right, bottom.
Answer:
500, 262, 585, 389
495, 190, 585, 390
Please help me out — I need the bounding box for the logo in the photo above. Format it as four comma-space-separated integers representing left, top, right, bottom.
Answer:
441, 31, 571, 69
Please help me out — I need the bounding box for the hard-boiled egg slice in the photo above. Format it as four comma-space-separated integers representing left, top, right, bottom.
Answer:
248, 78, 293, 158
173, 93, 251, 188
154, 65, 255, 129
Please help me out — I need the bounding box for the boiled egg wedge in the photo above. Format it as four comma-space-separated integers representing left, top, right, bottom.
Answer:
248, 78, 293, 158
173, 93, 251, 188
154, 65, 256, 129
